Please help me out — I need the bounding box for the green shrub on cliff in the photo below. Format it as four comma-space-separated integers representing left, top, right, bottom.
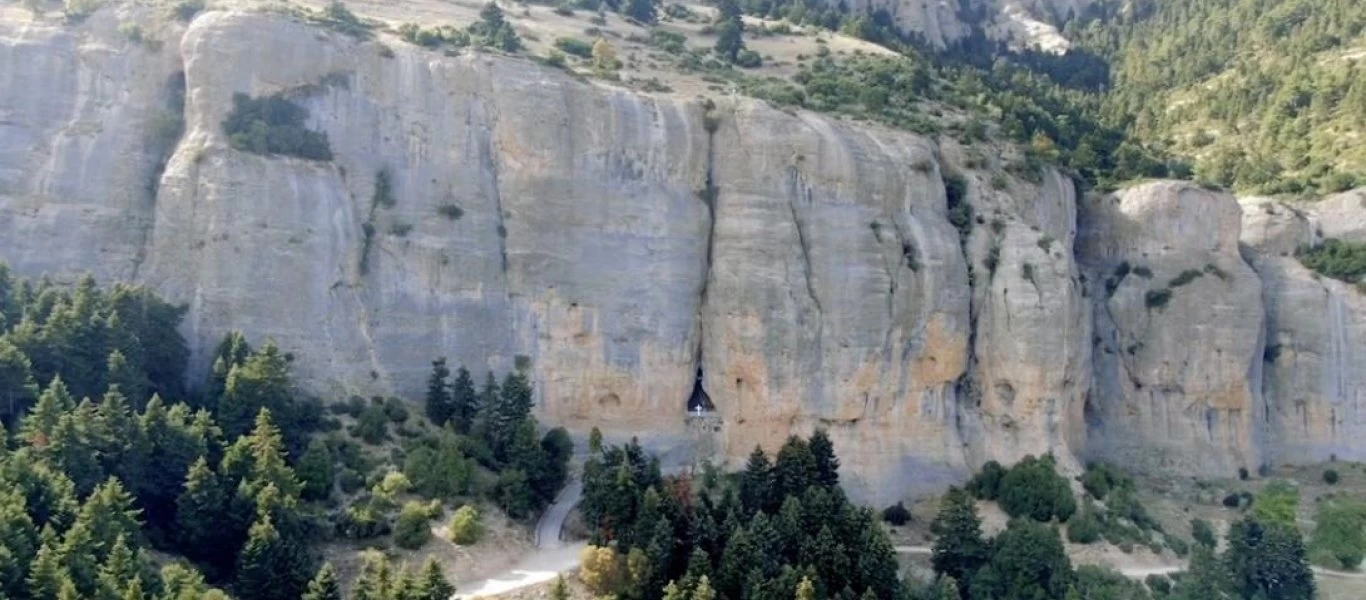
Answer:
223, 93, 334, 161
1298, 239, 1366, 285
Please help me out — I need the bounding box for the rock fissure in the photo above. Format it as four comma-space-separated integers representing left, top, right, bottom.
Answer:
786, 169, 824, 323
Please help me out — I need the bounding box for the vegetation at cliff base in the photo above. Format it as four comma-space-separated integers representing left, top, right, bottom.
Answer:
577, 430, 903, 599
0, 263, 567, 599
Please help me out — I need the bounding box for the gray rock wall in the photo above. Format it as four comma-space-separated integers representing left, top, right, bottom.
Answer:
3, 6, 1366, 503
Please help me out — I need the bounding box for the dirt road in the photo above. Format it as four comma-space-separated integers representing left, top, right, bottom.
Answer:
453, 481, 585, 599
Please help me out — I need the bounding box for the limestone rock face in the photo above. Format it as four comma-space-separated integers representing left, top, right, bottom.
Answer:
957, 167, 1090, 470
6, 3, 1366, 504
0, 7, 182, 281
0, 7, 984, 502
1241, 197, 1366, 464
1078, 182, 1265, 476
701, 104, 973, 499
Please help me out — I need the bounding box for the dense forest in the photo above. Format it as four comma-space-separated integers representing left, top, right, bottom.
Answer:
1067, 0, 1366, 195
0, 264, 571, 599
712, 0, 1365, 195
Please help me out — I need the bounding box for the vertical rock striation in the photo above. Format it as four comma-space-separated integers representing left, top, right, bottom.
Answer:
3, 7, 1366, 503
1078, 182, 1265, 476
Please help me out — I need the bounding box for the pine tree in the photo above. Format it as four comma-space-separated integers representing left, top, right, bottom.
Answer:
1225, 518, 1314, 600
692, 575, 717, 600
296, 437, 334, 501
773, 436, 816, 498
303, 563, 343, 600
930, 487, 990, 585
105, 350, 148, 408
0, 338, 38, 423
175, 457, 226, 565
416, 558, 455, 600
739, 447, 773, 516
808, 429, 839, 489
26, 539, 68, 600
424, 358, 453, 426
218, 342, 292, 441
795, 576, 816, 600
449, 366, 477, 434
22, 375, 74, 446
76, 479, 142, 560
234, 516, 287, 600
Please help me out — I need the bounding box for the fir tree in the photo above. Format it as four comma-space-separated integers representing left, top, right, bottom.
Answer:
175, 457, 226, 564
295, 437, 334, 501
738, 447, 773, 516
424, 357, 453, 426
930, 487, 990, 585
27, 538, 70, 600
808, 429, 839, 489
22, 375, 74, 446
218, 342, 292, 441
77, 478, 142, 560
105, 349, 148, 408
303, 563, 343, 600
772, 436, 816, 499
0, 338, 38, 423
449, 366, 477, 434
234, 516, 289, 600
416, 558, 455, 600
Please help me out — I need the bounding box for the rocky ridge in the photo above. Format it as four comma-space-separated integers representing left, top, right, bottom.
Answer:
1, 3, 1363, 503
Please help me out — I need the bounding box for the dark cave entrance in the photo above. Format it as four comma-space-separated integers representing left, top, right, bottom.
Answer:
687, 368, 715, 414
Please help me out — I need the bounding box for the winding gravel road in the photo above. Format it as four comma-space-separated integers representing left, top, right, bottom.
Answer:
453, 481, 586, 599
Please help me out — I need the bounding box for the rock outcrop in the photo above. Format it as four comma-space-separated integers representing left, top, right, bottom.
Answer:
1078, 182, 1266, 476
1240, 195, 1366, 465
3, 4, 1366, 503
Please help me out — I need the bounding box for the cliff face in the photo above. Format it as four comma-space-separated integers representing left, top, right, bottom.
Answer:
1240, 192, 1366, 466
2, 5, 1365, 503
1079, 183, 1266, 476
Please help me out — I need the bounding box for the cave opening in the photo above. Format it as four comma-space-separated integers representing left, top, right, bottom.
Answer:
687, 368, 715, 415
